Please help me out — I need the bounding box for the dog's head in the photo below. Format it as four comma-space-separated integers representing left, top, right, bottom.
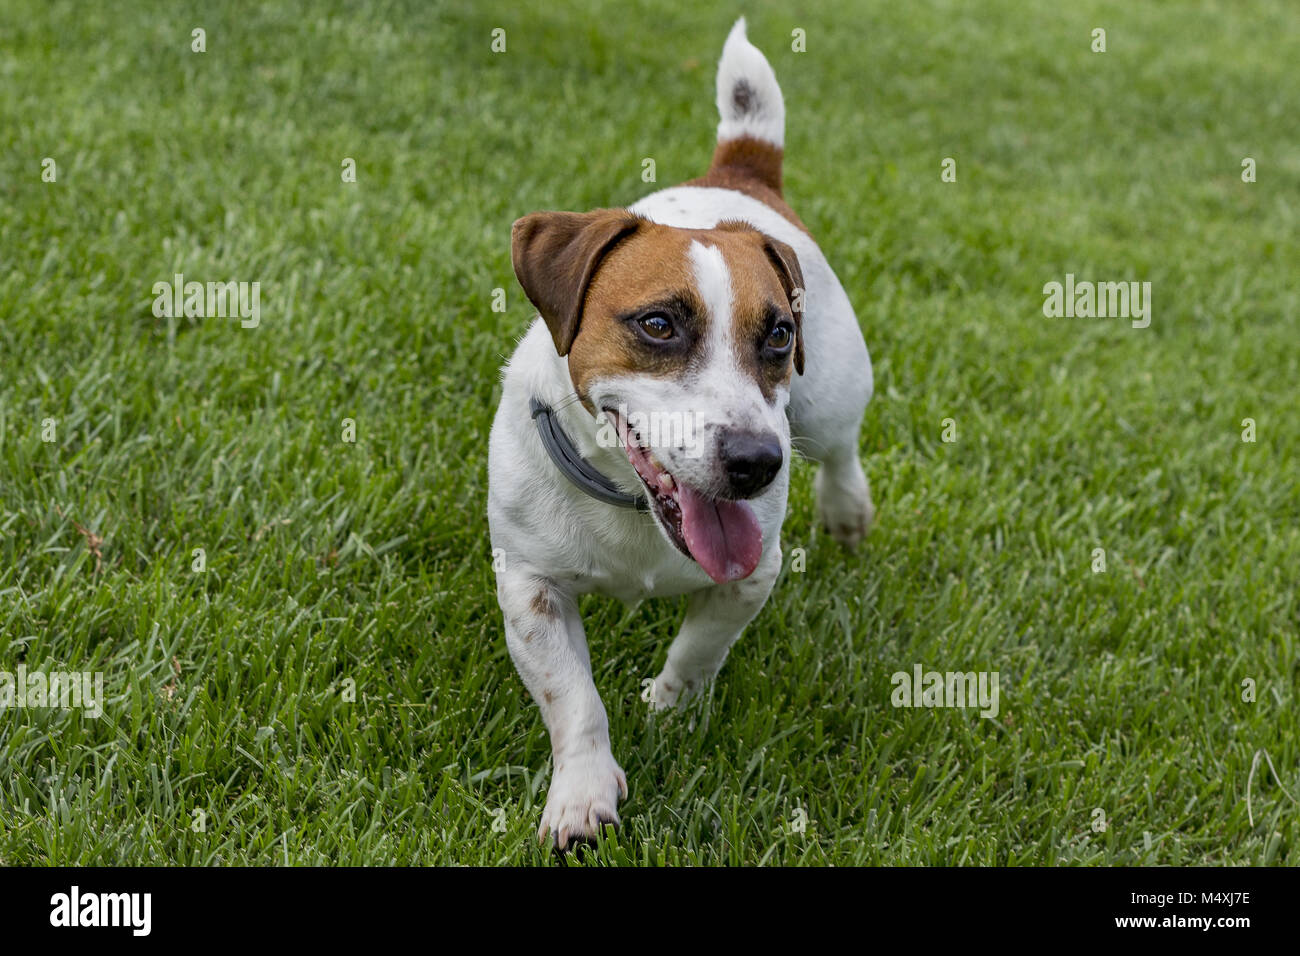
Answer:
512, 208, 804, 583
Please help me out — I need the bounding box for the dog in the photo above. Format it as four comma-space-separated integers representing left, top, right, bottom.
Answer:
488, 18, 874, 849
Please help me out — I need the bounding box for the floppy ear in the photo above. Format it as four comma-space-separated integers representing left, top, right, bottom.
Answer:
510, 209, 642, 356
762, 236, 806, 375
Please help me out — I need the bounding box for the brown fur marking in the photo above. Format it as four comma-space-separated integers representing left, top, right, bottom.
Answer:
529, 587, 558, 618
568, 220, 800, 405
688, 136, 810, 235
511, 208, 642, 356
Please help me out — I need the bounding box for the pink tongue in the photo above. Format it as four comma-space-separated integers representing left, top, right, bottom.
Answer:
676, 483, 763, 583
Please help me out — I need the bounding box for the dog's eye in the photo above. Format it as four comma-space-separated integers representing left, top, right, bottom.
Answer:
766, 322, 795, 352
637, 313, 675, 340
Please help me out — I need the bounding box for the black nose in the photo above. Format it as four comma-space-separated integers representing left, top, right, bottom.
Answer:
718, 429, 783, 498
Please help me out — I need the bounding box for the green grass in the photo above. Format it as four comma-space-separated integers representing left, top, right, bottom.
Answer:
1, 0, 1297, 865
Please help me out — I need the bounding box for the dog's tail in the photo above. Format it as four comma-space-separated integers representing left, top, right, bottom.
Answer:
708, 17, 785, 194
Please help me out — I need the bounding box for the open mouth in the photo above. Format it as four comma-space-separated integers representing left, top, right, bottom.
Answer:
603, 407, 763, 583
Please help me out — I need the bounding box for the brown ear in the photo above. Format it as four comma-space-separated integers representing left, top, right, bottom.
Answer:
762, 236, 806, 375
510, 209, 642, 356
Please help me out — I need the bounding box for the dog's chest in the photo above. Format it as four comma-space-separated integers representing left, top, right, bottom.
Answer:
576, 514, 716, 602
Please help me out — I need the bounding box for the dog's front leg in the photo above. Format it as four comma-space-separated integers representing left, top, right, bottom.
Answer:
650, 551, 780, 709
497, 567, 627, 848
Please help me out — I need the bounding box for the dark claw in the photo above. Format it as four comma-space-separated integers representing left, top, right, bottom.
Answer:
550, 817, 619, 862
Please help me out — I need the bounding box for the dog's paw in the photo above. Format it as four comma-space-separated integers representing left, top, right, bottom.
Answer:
648, 663, 705, 711
648, 674, 684, 711
815, 462, 874, 549
538, 749, 627, 850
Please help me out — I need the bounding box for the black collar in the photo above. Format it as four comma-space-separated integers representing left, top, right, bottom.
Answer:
529, 398, 648, 511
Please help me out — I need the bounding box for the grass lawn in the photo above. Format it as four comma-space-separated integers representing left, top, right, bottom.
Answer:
1, 0, 1297, 865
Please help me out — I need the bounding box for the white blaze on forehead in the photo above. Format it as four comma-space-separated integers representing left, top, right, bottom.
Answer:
687, 240, 734, 360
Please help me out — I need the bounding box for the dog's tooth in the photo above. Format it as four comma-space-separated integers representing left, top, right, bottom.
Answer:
660, 473, 675, 491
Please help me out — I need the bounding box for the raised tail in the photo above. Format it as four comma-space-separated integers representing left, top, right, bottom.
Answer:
708, 17, 786, 193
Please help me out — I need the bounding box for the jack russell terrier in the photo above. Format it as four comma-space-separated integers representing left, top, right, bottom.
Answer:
489, 18, 874, 849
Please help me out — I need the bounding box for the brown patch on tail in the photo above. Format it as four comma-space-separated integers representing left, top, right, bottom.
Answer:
688, 136, 810, 235
708, 135, 784, 193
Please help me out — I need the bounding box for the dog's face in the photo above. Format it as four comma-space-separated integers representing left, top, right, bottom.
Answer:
512, 209, 805, 583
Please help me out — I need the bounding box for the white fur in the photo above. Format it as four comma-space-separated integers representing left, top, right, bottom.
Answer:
689, 241, 733, 339
715, 18, 784, 148
488, 21, 874, 848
